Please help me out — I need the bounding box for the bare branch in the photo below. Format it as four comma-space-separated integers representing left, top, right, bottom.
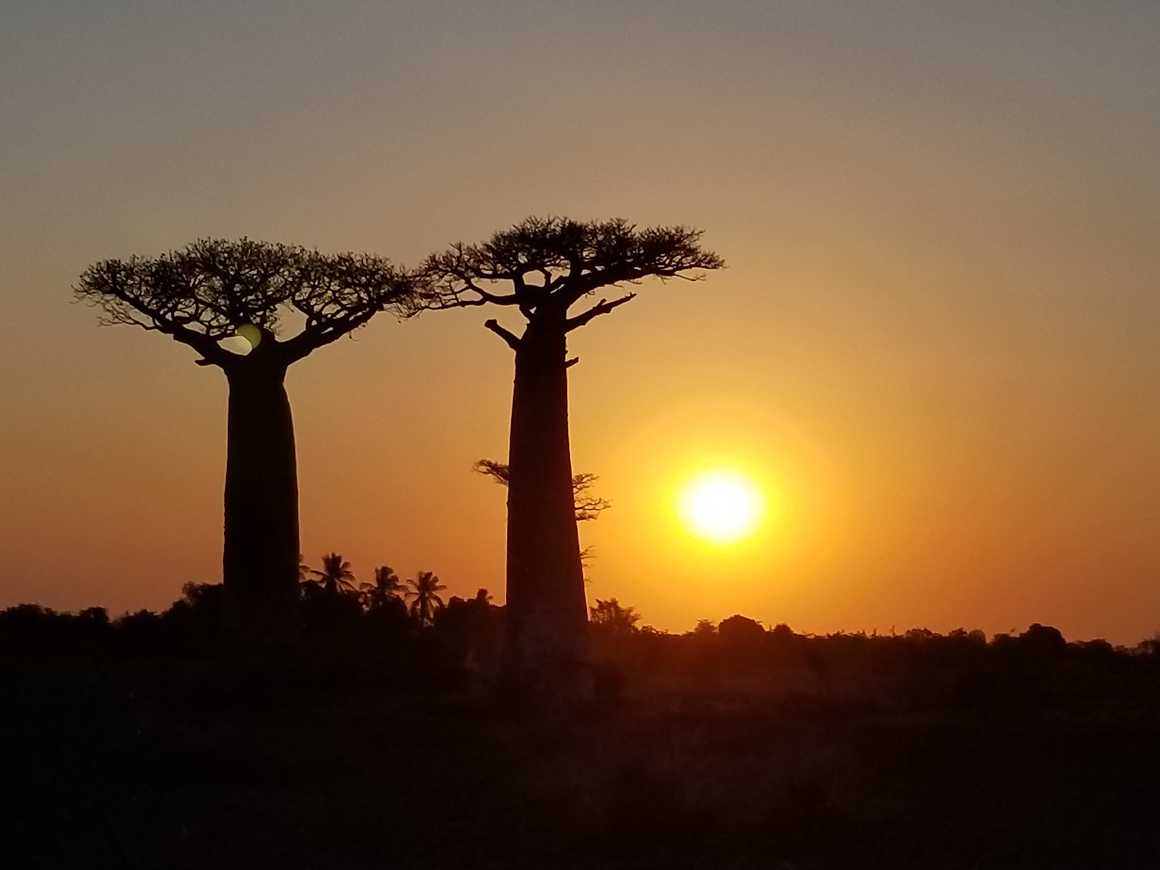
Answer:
281, 306, 378, 362
574, 495, 612, 522
472, 459, 510, 486
564, 293, 637, 332
74, 258, 235, 367
484, 318, 523, 351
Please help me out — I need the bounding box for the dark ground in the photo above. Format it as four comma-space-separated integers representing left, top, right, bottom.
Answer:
7, 659, 1160, 869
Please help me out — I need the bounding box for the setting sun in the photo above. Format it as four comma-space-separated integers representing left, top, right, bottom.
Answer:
680, 471, 765, 543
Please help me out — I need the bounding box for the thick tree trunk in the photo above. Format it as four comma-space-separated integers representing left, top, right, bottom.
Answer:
222, 353, 300, 634
502, 317, 589, 683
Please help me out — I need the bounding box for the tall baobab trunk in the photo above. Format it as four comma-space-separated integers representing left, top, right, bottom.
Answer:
503, 314, 589, 680
222, 348, 300, 632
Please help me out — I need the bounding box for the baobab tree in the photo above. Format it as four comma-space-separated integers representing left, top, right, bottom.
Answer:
74, 239, 418, 631
423, 217, 723, 681
475, 458, 609, 570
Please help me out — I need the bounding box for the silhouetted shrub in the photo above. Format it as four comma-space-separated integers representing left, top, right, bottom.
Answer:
4, 584, 1159, 713
1019, 623, 1067, 654
718, 614, 765, 646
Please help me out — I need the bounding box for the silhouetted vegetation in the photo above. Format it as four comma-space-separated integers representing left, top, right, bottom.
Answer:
6, 583, 1160, 867
474, 458, 612, 522
422, 216, 723, 682
590, 598, 641, 632
406, 570, 448, 629
40, 223, 1157, 867
5, 578, 1159, 713
301, 552, 358, 600
74, 240, 421, 633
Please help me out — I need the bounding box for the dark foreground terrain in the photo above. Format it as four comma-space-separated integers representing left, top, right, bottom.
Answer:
8, 657, 1160, 870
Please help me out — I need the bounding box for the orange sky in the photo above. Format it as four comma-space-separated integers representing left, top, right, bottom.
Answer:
2, 2, 1157, 643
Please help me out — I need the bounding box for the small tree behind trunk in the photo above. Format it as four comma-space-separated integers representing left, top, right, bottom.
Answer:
421, 217, 723, 691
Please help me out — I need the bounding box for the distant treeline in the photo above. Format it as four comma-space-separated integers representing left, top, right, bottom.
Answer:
3, 575, 1158, 711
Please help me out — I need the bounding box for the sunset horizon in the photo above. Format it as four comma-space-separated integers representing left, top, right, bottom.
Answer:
7, 204, 1155, 643
4, 4, 1158, 647
6, 4, 1160, 867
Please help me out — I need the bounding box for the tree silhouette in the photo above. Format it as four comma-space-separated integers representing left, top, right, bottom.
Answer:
360, 565, 404, 611
406, 570, 446, 628
589, 598, 640, 633
718, 614, 765, 646
74, 239, 418, 631
305, 553, 357, 599
692, 619, 717, 639
423, 217, 722, 680
473, 459, 611, 521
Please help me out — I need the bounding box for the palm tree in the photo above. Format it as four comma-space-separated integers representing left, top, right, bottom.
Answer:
405, 571, 447, 628
308, 553, 357, 599
360, 565, 404, 611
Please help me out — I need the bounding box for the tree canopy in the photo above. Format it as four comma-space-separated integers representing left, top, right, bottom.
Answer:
420, 216, 724, 347
74, 237, 419, 367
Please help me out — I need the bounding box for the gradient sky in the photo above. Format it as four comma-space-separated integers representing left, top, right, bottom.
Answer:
2, 1, 1157, 643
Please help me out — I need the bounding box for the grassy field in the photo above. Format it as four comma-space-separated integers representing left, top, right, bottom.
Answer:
8, 658, 1160, 869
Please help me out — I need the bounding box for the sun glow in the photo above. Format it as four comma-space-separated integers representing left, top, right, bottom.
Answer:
680, 470, 765, 543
